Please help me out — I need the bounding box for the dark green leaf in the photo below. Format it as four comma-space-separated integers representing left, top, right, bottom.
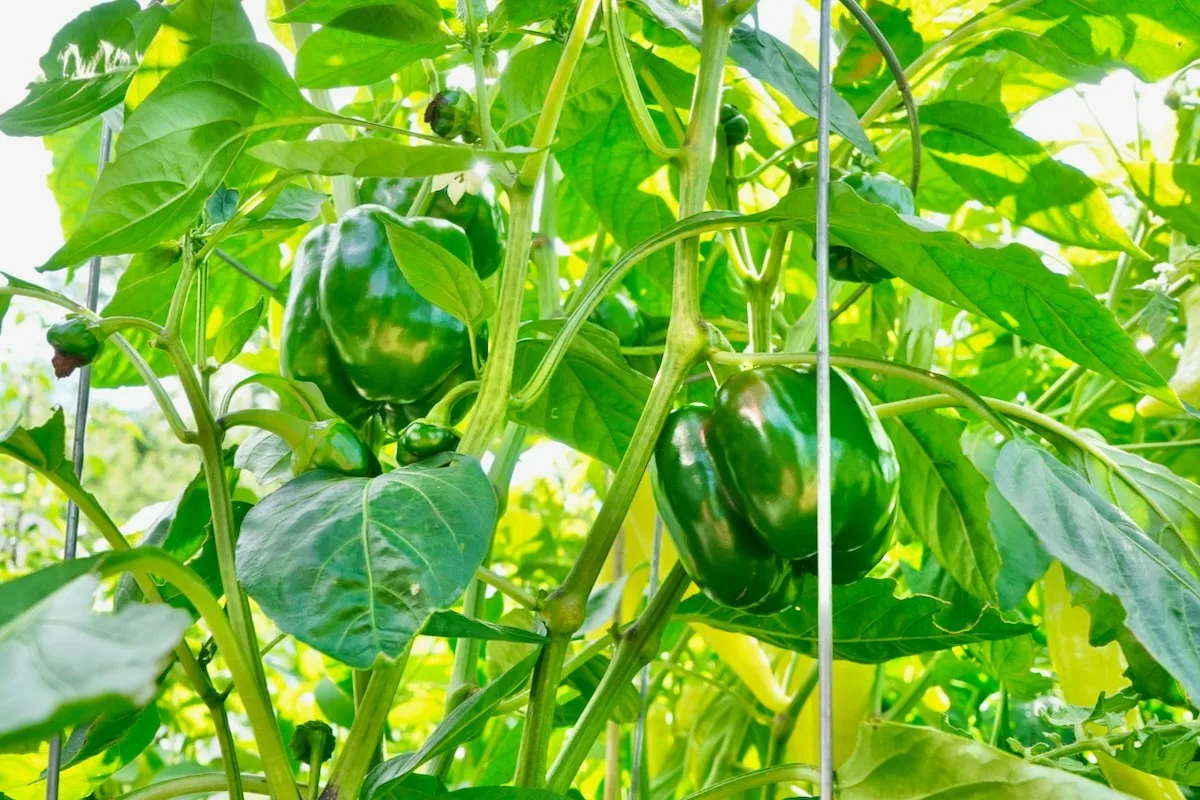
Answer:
747, 186, 1168, 400
384, 218, 495, 328
58, 704, 160, 773
675, 578, 1031, 663
836, 721, 1130, 798
994, 438, 1200, 702
43, 43, 326, 270
510, 321, 653, 468
421, 611, 547, 644
632, 0, 873, 155
237, 454, 498, 668
362, 653, 538, 798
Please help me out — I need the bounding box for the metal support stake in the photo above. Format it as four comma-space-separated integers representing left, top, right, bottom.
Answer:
628, 514, 663, 800
46, 120, 113, 800
814, 0, 836, 795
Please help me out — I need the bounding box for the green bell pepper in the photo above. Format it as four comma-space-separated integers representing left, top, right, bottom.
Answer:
318, 204, 472, 406
362, 177, 506, 279
395, 420, 461, 465
653, 366, 899, 610
46, 316, 105, 378
590, 293, 647, 347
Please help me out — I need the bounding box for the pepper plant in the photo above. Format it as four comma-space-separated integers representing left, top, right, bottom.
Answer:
5, 0, 1200, 799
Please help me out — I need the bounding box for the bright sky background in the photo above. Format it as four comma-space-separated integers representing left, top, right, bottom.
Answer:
0, 0, 1175, 412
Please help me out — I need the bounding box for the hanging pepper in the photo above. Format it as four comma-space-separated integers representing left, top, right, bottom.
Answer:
653, 366, 899, 611
46, 316, 105, 378
280, 205, 475, 421
591, 293, 647, 347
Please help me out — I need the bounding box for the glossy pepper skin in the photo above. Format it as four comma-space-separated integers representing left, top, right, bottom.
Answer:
653, 406, 798, 612
653, 366, 899, 610
718, 103, 749, 146
319, 205, 472, 405
396, 421, 461, 465
292, 419, 376, 477
362, 177, 506, 279
591, 293, 647, 347
829, 172, 914, 284
280, 226, 378, 422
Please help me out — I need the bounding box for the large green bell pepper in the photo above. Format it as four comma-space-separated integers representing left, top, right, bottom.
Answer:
362, 177, 506, 279
653, 366, 899, 610
318, 204, 472, 406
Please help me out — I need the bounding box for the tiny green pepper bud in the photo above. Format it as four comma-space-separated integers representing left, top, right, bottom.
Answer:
46, 317, 105, 378
395, 420, 460, 465
718, 104, 750, 147
289, 719, 335, 764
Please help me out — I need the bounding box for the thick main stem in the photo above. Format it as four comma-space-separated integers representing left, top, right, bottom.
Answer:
320, 654, 409, 800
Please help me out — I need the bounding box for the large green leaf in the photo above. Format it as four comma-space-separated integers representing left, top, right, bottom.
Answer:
674, 578, 1031, 663
0, 557, 190, 751
125, 0, 255, 110
920, 101, 1142, 255
971, 0, 1200, 85
293, 3, 451, 89
43, 42, 327, 270
510, 321, 653, 468
994, 438, 1200, 702
876, 385, 1000, 605
384, 218, 495, 328
43, 117, 103, 239
249, 139, 530, 179
749, 186, 1168, 400
1125, 161, 1200, 243
0, 0, 156, 136
278, 0, 440, 24
237, 454, 498, 668
633, 0, 873, 156
361, 653, 538, 798
836, 721, 1130, 798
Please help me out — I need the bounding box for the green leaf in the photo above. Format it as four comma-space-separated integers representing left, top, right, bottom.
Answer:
749, 185, 1168, 400
126, 0, 256, 110
233, 430, 293, 485
632, 0, 873, 156
43, 42, 327, 271
421, 611, 547, 644
212, 297, 264, 364
252, 183, 329, 228
491, 0, 574, 28
57, 703, 161, 774
293, 4, 451, 89
994, 438, 1200, 703
249, 139, 531, 179
0, 567, 190, 751
237, 453, 498, 668
833, 4, 924, 116
278, 0, 440, 24
44, 117, 103, 239
1106, 724, 1200, 785
510, 321, 653, 468
0, 0, 146, 137
675, 578, 1031, 663
1125, 161, 1200, 243
971, 1, 1200, 85
362, 653, 538, 798
920, 101, 1144, 255
556, 105, 676, 316
1, 408, 82, 492
836, 721, 1130, 798
876, 386, 1000, 605
383, 218, 494, 329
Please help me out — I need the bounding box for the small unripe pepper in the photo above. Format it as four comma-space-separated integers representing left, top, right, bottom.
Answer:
395, 420, 461, 465
47, 317, 105, 378
425, 89, 479, 142
718, 103, 749, 147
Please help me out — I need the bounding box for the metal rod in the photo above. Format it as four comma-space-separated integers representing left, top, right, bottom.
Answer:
46, 120, 112, 800
628, 514, 663, 800
814, 0, 836, 794
213, 247, 278, 294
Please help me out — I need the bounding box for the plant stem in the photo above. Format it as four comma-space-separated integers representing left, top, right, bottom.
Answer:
748, 227, 788, 352
765, 662, 819, 788
164, 236, 196, 339
114, 774, 306, 800
883, 651, 951, 722
476, 565, 539, 609
990, 683, 1008, 748
463, 0, 494, 152
514, 634, 572, 787
537, 163, 562, 318
158, 335, 299, 800
546, 564, 691, 793
321, 652, 409, 800
563, 225, 608, 315
99, 550, 298, 800
1118, 439, 1200, 452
